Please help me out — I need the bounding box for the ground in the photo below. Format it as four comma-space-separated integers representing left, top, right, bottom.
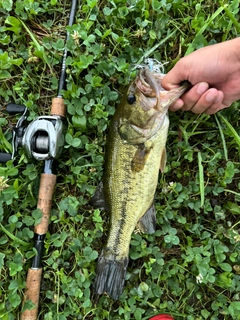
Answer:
0, 0, 240, 319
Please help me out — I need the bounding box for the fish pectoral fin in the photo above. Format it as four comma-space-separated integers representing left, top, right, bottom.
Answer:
89, 181, 109, 211
160, 147, 167, 173
119, 122, 147, 144
138, 203, 156, 234
93, 249, 129, 300
131, 144, 151, 172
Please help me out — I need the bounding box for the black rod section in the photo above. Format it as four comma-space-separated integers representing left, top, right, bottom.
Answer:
31, 234, 45, 269
57, 0, 78, 97
43, 159, 55, 174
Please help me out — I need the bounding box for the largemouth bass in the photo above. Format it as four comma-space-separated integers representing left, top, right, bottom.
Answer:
91, 67, 189, 300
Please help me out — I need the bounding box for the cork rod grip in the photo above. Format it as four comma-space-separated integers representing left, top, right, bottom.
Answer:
21, 268, 43, 320
50, 97, 66, 118
35, 173, 57, 235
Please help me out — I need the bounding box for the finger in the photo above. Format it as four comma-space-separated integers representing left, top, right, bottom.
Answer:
204, 92, 225, 115
168, 82, 209, 112
161, 60, 187, 90
168, 98, 184, 112
180, 82, 209, 111
189, 89, 223, 114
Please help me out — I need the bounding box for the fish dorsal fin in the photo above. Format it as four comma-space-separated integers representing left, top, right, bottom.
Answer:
138, 203, 156, 234
160, 147, 167, 173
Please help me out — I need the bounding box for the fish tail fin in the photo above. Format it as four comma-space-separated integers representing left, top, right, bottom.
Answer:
93, 249, 129, 300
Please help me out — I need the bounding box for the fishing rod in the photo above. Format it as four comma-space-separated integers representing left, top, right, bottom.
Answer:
0, 1, 78, 319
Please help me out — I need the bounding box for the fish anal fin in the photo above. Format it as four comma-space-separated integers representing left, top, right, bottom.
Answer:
160, 147, 167, 173
89, 181, 109, 211
131, 145, 151, 173
138, 204, 156, 234
93, 249, 129, 300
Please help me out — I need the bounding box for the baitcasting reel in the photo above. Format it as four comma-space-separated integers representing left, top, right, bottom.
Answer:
0, 102, 65, 163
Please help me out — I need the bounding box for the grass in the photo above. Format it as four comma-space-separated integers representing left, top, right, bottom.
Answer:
0, 0, 240, 319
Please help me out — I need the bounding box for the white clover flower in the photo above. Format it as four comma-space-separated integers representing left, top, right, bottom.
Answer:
234, 234, 240, 242
196, 273, 203, 284
162, 182, 175, 194
72, 30, 80, 44
0, 176, 9, 192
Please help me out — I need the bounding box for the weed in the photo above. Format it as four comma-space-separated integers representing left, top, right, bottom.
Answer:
0, 0, 240, 319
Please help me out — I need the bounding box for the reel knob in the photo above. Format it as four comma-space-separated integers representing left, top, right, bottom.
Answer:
6, 103, 26, 115
0, 152, 12, 163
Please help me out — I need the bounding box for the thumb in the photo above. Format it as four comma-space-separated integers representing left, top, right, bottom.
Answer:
162, 60, 188, 90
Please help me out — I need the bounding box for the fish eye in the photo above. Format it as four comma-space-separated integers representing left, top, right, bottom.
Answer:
127, 94, 136, 104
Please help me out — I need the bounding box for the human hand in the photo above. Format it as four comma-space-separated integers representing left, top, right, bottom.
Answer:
161, 38, 240, 114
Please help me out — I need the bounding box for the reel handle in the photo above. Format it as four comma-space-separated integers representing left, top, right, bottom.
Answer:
0, 103, 28, 161
0, 152, 12, 163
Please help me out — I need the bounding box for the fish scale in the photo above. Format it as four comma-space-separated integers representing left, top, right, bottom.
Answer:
105, 116, 169, 257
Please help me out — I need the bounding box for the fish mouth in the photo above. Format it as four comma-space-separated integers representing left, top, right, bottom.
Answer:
135, 67, 190, 112
135, 68, 162, 111
136, 68, 161, 96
